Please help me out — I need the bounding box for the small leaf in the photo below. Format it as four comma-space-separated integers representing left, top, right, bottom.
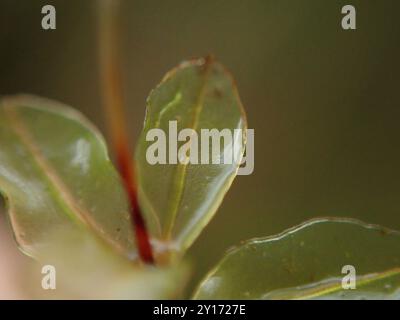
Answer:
0, 95, 136, 259
136, 57, 247, 254
194, 218, 400, 299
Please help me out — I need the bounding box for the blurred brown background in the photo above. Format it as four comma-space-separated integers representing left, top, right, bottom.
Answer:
0, 0, 400, 296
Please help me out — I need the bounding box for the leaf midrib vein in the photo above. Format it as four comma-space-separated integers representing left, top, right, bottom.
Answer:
164, 62, 212, 240
3, 103, 128, 256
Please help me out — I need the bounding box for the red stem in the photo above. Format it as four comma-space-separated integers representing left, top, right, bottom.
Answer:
116, 141, 154, 264
98, 0, 154, 264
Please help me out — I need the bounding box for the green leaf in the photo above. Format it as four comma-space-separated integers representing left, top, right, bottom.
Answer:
25, 229, 188, 299
0, 95, 137, 260
194, 218, 400, 299
136, 58, 247, 254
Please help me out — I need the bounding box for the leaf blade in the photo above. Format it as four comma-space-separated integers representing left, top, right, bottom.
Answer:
136, 58, 247, 253
194, 218, 400, 299
26, 228, 188, 299
0, 95, 137, 259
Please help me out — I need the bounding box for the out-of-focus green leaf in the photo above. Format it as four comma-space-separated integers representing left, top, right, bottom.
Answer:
0, 95, 137, 260
26, 229, 188, 299
136, 58, 247, 254
194, 218, 400, 299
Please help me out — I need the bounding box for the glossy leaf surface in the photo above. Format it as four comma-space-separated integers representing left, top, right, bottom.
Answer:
194, 218, 400, 299
136, 58, 247, 253
0, 95, 137, 259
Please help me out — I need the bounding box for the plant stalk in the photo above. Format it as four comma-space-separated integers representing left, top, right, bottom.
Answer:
97, 0, 154, 264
